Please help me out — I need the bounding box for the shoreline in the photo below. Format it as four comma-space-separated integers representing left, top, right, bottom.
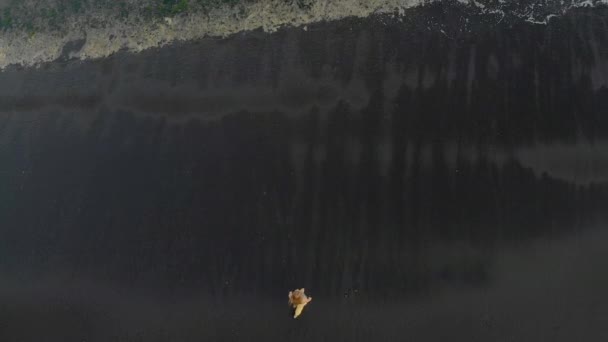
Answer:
1, 0, 607, 70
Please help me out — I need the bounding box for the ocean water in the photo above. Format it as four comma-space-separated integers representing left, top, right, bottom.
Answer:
1, 1, 608, 341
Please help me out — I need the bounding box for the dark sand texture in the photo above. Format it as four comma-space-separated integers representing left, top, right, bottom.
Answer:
1, 4, 608, 341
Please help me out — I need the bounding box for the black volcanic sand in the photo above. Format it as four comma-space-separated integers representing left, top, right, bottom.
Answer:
1, 3, 608, 342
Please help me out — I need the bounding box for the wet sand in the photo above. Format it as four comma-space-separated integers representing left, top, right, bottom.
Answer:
1, 3, 608, 341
